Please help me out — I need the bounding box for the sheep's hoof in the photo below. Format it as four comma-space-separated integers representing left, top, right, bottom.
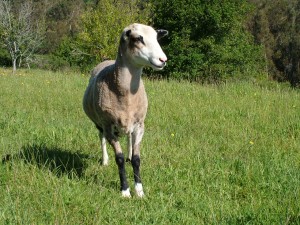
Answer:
101, 157, 109, 166
102, 161, 109, 166
121, 188, 131, 198
135, 183, 145, 198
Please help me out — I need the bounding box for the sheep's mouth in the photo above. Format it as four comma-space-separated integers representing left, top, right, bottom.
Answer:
150, 61, 166, 70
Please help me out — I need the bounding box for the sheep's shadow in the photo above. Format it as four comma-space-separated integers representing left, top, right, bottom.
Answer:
2, 144, 129, 192
2, 144, 90, 179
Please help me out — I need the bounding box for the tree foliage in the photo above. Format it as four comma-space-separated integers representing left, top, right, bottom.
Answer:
56, 0, 149, 71
44, 0, 84, 53
249, 0, 300, 86
0, 0, 299, 86
150, 0, 264, 81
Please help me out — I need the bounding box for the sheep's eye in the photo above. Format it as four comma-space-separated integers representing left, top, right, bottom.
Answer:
134, 35, 144, 44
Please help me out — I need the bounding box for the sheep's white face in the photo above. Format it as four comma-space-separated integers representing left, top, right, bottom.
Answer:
121, 24, 168, 70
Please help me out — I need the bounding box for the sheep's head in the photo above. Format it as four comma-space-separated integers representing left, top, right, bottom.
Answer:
120, 23, 168, 70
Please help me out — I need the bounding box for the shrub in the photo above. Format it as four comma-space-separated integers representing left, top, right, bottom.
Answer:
151, 0, 265, 82
0, 47, 11, 67
56, 0, 150, 72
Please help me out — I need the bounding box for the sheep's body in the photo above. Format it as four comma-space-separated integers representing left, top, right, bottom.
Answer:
84, 60, 147, 137
83, 23, 167, 197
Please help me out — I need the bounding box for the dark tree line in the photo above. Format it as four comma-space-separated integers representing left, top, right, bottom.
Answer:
0, 0, 299, 86
249, 0, 300, 87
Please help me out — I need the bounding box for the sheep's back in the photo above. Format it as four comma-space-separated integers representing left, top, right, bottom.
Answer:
91, 60, 115, 78
83, 60, 115, 126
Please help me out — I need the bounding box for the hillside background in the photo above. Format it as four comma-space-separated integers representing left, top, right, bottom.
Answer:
0, 0, 299, 86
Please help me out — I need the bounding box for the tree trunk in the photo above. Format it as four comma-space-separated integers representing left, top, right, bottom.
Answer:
289, 5, 299, 87
12, 58, 17, 74
12, 41, 18, 73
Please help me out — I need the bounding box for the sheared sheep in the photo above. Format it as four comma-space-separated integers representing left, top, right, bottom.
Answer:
83, 23, 168, 197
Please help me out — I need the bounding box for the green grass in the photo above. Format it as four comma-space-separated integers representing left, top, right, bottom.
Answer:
1, 68, 300, 224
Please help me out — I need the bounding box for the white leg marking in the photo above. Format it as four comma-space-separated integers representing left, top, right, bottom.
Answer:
121, 188, 131, 198
127, 133, 132, 161
135, 183, 144, 198
101, 136, 109, 166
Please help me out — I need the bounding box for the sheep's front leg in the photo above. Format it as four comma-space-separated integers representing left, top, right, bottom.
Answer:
106, 132, 131, 197
115, 151, 130, 197
131, 123, 145, 197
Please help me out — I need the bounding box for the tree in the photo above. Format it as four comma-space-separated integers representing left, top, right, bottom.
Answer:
0, 0, 45, 72
150, 0, 265, 82
56, 0, 150, 71
248, 0, 300, 87
44, 0, 84, 53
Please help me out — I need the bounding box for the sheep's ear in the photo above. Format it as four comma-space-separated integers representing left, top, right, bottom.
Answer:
157, 29, 168, 40
122, 29, 131, 42
125, 29, 131, 37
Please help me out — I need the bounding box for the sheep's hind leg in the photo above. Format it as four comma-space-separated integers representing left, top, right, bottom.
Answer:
96, 125, 109, 165
131, 123, 145, 197
101, 135, 108, 165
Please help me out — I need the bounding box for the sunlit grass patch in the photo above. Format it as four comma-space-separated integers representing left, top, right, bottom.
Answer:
1, 69, 300, 224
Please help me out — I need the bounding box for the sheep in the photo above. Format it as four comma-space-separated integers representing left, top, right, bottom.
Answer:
83, 23, 168, 197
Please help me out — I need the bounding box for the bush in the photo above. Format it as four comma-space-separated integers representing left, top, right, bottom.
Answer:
29, 54, 71, 72
151, 0, 266, 82
55, 0, 150, 72
0, 47, 11, 67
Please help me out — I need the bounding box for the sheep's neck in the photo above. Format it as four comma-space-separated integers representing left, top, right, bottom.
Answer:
114, 56, 143, 95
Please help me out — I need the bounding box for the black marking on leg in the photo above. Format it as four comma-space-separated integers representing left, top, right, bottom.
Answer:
95, 124, 103, 133
114, 130, 120, 137
112, 125, 120, 137
115, 153, 129, 191
131, 155, 142, 184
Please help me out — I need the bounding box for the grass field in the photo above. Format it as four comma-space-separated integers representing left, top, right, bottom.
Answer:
1, 68, 300, 224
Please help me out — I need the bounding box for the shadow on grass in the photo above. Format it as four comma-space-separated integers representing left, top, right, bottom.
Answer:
2, 144, 90, 179
2, 144, 128, 192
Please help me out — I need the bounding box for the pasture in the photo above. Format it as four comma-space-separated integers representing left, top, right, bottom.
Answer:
0, 68, 300, 224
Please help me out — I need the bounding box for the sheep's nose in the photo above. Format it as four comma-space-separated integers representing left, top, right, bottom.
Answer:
159, 57, 167, 63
